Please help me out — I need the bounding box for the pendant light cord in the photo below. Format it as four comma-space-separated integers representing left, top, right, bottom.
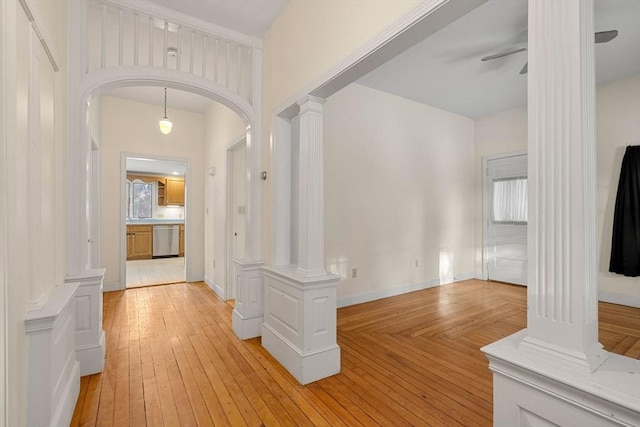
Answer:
163, 87, 168, 119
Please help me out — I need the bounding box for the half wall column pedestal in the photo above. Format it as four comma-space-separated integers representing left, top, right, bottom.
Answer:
482, 1, 640, 425
65, 268, 106, 376
232, 260, 265, 339
262, 95, 341, 384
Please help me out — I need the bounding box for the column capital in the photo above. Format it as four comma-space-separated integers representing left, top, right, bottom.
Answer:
297, 95, 326, 114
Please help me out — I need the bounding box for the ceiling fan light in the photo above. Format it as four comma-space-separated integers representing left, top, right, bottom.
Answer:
159, 117, 173, 134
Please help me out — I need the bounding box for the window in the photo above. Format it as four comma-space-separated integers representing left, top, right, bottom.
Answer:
492, 177, 527, 224
128, 180, 153, 219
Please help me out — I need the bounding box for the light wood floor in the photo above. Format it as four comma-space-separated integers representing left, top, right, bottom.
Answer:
71, 280, 640, 426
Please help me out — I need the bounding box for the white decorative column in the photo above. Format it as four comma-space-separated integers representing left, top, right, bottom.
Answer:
296, 96, 327, 277
262, 96, 340, 384
482, 1, 640, 425
232, 123, 265, 340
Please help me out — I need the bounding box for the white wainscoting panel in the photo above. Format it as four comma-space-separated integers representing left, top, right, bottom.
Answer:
483, 330, 640, 427
262, 265, 340, 384
65, 268, 106, 376
232, 260, 264, 339
25, 283, 81, 427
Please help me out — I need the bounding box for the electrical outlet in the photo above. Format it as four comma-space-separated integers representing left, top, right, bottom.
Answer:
415, 259, 419, 268
352, 268, 357, 278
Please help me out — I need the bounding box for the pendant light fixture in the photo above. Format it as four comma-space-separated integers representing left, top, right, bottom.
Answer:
158, 87, 173, 135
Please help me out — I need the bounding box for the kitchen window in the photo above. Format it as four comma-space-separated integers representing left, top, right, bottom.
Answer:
127, 179, 154, 219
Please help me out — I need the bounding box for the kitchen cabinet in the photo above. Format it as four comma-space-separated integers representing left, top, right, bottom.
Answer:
179, 224, 185, 257
126, 225, 153, 260
166, 178, 185, 205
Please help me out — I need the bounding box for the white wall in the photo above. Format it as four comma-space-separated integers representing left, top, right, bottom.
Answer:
324, 83, 476, 301
262, 0, 421, 264
1, 0, 69, 424
474, 105, 528, 278
100, 95, 206, 287
474, 74, 640, 304
596, 75, 640, 303
203, 102, 246, 295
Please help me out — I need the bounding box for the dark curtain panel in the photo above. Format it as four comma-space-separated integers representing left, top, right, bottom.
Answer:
609, 145, 640, 276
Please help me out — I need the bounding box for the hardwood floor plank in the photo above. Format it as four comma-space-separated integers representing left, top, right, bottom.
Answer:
74, 280, 640, 426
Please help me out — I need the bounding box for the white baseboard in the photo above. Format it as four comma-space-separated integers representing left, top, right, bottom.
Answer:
598, 291, 640, 308
103, 281, 122, 292
337, 272, 475, 308
204, 275, 225, 300
232, 309, 262, 340
76, 330, 105, 376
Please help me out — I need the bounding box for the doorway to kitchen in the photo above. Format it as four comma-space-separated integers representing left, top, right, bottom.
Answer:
124, 155, 187, 288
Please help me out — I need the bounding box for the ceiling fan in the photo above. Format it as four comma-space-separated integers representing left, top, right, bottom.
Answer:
481, 30, 619, 75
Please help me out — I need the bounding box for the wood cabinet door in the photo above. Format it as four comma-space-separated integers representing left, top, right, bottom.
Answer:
127, 225, 153, 260
166, 178, 185, 205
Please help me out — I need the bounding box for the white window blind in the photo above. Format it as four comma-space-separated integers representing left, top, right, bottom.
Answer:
492, 177, 527, 223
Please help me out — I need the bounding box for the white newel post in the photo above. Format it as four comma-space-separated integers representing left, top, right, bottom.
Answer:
262, 95, 340, 385
232, 125, 265, 340
482, 1, 640, 426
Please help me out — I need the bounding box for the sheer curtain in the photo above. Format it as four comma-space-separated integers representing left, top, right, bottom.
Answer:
492, 177, 528, 223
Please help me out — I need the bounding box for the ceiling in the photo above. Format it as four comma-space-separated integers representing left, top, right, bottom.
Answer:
106, 0, 640, 119
106, 86, 213, 113
127, 157, 187, 176
359, 0, 640, 119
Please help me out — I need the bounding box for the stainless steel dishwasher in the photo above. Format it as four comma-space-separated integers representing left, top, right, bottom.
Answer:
152, 225, 179, 258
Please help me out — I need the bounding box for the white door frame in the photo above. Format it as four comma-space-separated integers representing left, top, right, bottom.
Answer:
482, 150, 527, 281
120, 152, 189, 290
226, 137, 247, 300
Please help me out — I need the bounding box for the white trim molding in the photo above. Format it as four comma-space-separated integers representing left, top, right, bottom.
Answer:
337, 273, 475, 309
204, 275, 225, 300
598, 291, 640, 309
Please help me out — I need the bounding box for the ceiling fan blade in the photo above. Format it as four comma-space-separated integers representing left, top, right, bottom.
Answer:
595, 30, 618, 43
519, 62, 528, 75
481, 47, 527, 62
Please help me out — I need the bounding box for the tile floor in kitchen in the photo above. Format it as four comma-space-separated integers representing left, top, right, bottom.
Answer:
126, 257, 186, 288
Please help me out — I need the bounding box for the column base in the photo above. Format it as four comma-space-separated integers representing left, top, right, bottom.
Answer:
482, 330, 640, 427
519, 334, 608, 373
262, 323, 340, 385
232, 309, 263, 340
262, 265, 341, 384
76, 330, 105, 376
231, 260, 265, 340
65, 268, 106, 376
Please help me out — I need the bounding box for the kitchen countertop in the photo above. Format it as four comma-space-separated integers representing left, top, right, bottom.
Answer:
126, 219, 185, 225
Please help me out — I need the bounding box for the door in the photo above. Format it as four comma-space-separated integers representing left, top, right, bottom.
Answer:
485, 153, 528, 285
228, 141, 247, 300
